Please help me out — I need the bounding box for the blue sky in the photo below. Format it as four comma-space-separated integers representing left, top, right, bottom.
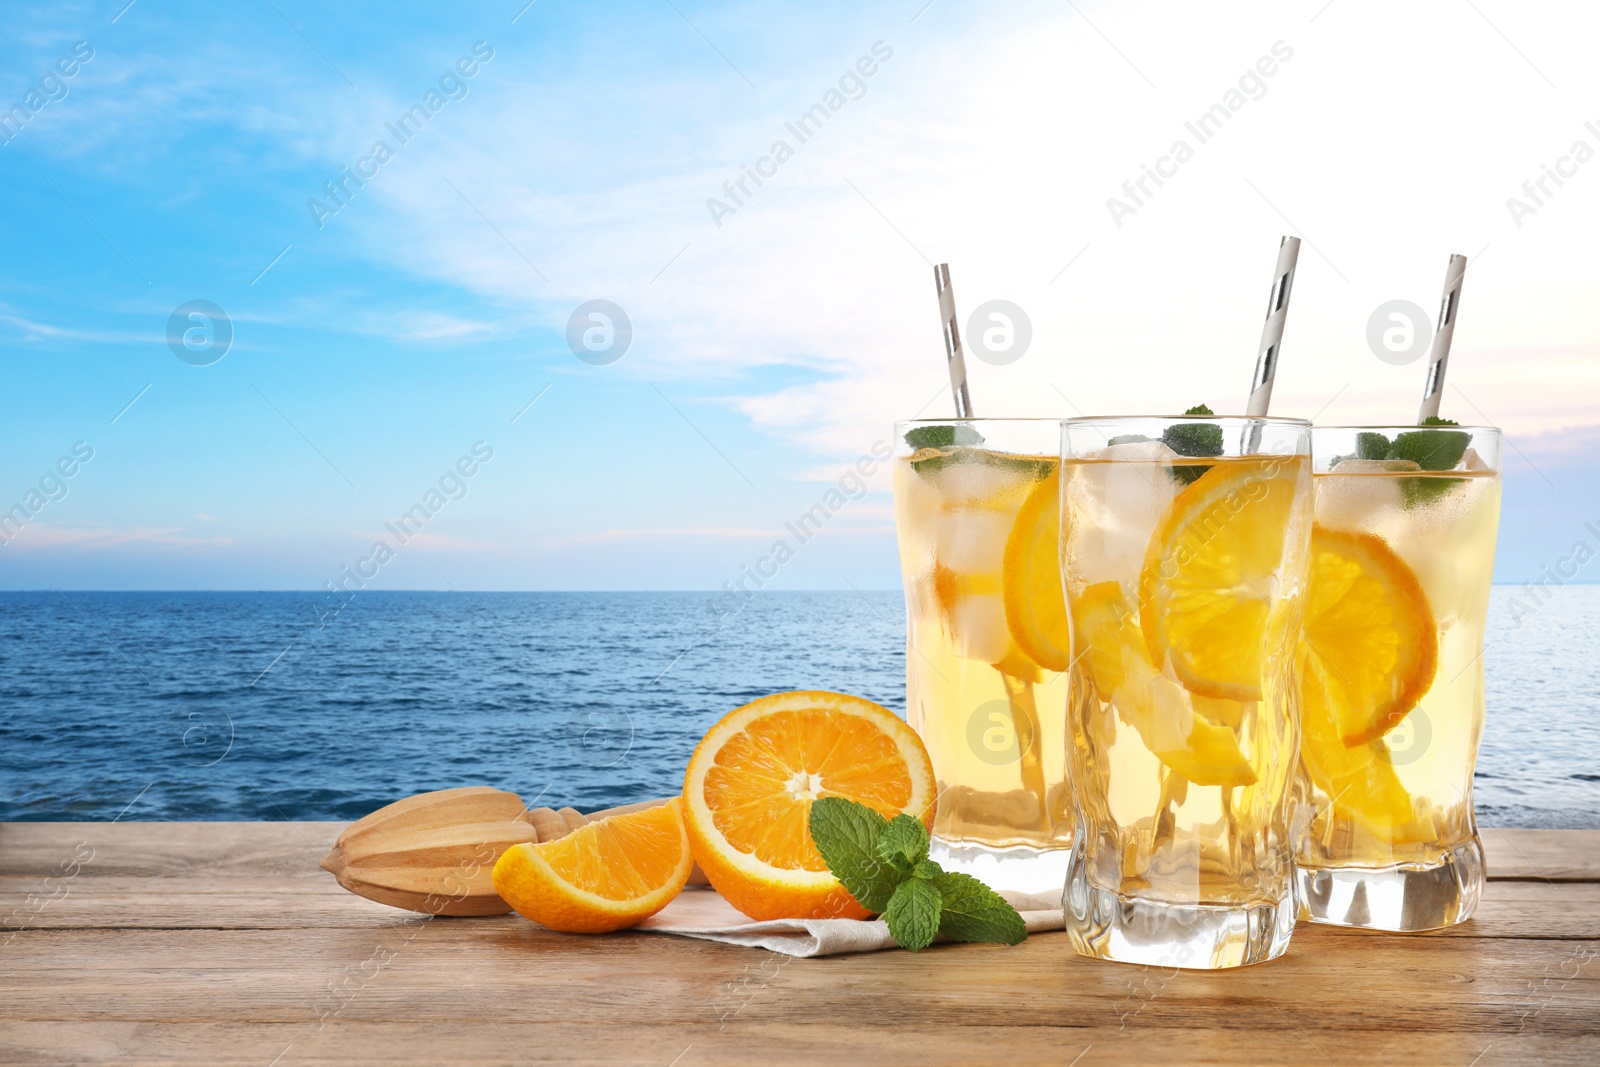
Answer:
2, 0, 1598, 590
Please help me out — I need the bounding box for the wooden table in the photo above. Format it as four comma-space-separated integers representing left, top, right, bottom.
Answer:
2, 823, 1596, 1065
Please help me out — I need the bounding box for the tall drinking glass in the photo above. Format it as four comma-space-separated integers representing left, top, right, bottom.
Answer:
1295, 425, 1502, 930
1060, 415, 1313, 968
892, 419, 1074, 895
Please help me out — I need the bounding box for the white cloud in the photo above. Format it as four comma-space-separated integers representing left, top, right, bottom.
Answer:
0, 310, 159, 344
3, 524, 233, 550
26, 1, 1600, 458
280, 0, 1599, 459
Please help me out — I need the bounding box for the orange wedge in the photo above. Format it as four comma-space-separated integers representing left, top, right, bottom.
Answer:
1072, 581, 1255, 787
682, 690, 937, 921
1299, 647, 1424, 842
1300, 525, 1438, 747
1139, 457, 1305, 701
1002, 467, 1073, 672
491, 799, 692, 933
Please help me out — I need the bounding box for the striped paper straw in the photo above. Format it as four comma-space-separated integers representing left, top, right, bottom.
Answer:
1417, 254, 1467, 423
1244, 236, 1302, 417
934, 264, 974, 418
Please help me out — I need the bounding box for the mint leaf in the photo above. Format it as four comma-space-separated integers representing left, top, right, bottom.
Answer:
1163, 406, 1224, 456
807, 797, 896, 912
905, 425, 983, 451
883, 877, 942, 951
930, 871, 1028, 946
875, 815, 930, 872
1391, 427, 1469, 471
910, 447, 1053, 479
911, 858, 944, 880
1106, 433, 1152, 447
1391, 421, 1470, 509
1162, 404, 1222, 485
1355, 432, 1393, 461
1401, 473, 1467, 508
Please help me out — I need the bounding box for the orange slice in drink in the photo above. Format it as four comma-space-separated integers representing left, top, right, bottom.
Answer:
1001, 468, 1073, 672
491, 800, 693, 933
1299, 650, 1424, 842
1071, 581, 1144, 695
1295, 525, 1437, 842
682, 690, 937, 921
1139, 458, 1304, 701
1300, 525, 1438, 746
1072, 581, 1256, 787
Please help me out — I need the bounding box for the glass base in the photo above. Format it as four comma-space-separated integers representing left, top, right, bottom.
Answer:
929, 838, 1072, 900
1063, 851, 1296, 969
1297, 836, 1484, 931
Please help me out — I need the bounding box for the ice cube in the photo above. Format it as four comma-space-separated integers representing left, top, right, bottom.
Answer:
1316, 461, 1407, 532
894, 456, 942, 518
925, 452, 1035, 507
946, 593, 1012, 665
1090, 439, 1181, 463
1065, 449, 1179, 585
1404, 476, 1499, 611
929, 508, 1013, 575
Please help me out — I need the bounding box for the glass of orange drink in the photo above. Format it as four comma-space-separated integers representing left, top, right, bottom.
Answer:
892, 419, 1075, 895
1294, 424, 1501, 930
1059, 414, 1313, 968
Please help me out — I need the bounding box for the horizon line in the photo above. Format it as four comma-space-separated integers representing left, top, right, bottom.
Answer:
0, 583, 1591, 593
0, 586, 911, 594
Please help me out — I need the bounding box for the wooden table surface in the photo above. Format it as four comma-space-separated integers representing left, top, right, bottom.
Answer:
2, 822, 1597, 1066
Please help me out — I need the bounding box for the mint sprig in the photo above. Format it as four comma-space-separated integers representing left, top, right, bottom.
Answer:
808, 797, 1027, 952
1164, 404, 1223, 485
1392, 418, 1470, 471
1339, 416, 1470, 507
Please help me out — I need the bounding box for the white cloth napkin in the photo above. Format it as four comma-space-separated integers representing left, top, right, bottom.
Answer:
635, 886, 1065, 957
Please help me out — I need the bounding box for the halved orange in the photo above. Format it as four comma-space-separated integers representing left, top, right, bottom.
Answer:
1139, 457, 1306, 701
1002, 467, 1073, 672
1071, 581, 1256, 788
682, 690, 937, 921
1300, 525, 1437, 747
491, 799, 692, 933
